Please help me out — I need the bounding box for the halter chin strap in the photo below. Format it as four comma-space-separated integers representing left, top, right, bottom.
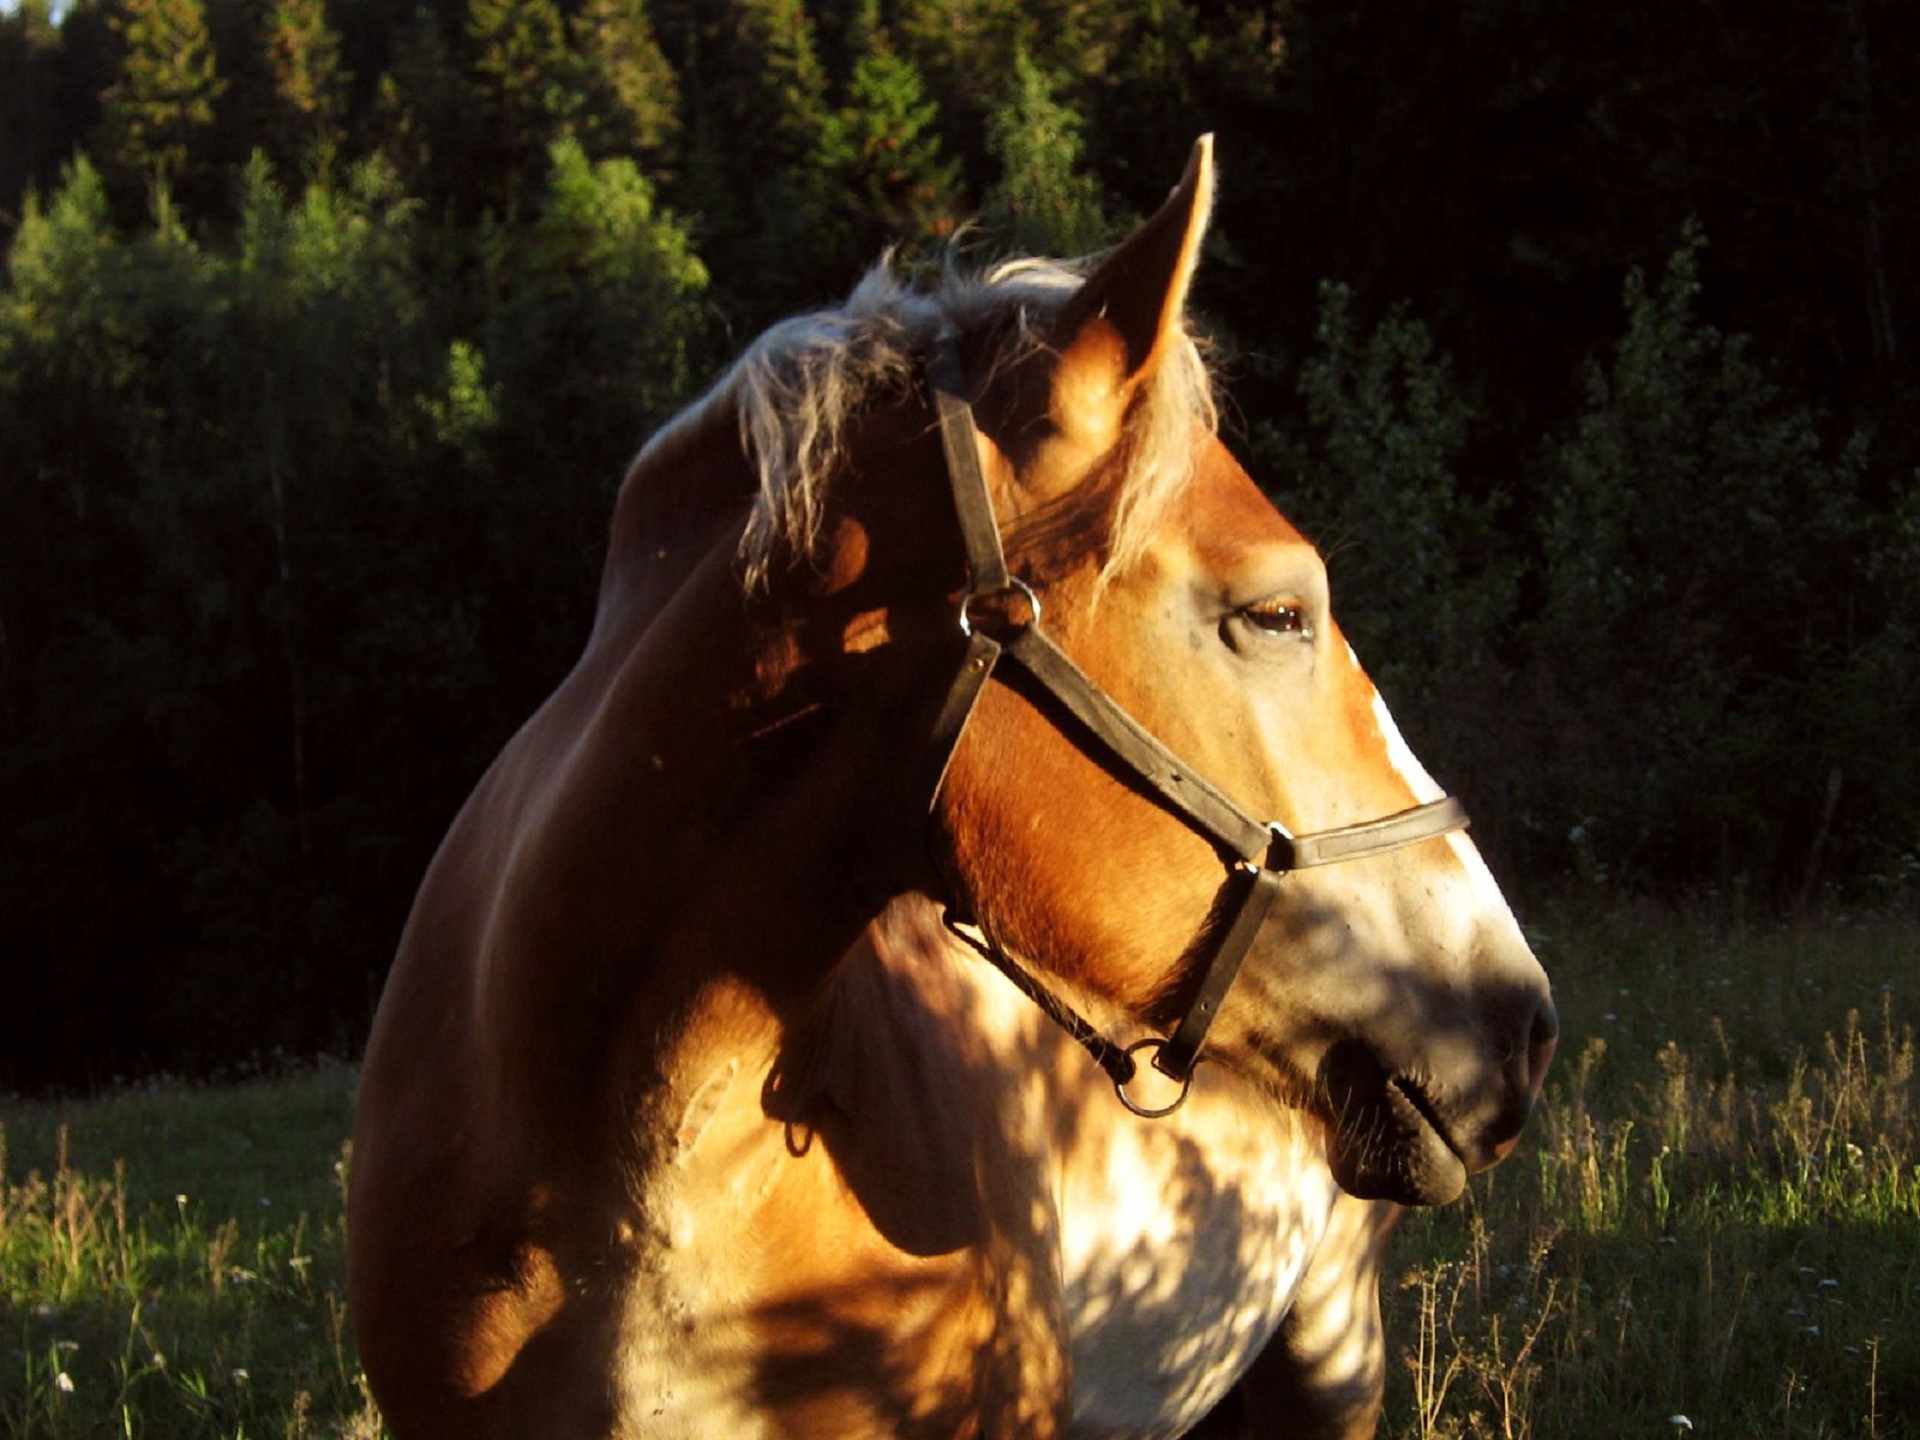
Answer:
919, 328, 1468, 1115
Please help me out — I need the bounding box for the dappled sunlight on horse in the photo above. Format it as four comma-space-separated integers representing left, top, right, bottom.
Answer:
348, 137, 1555, 1438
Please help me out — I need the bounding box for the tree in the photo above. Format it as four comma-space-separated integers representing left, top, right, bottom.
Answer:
981, 48, 1108, 256
368, 6, 472, 214
97, 0, 226, 194
0, 0, 65, 215
1527, 227, 1872, 884
568, 0, 679, 166
466, 0, 575, 211
490, 137, 711, 470
263, 0, 349, 175
671, 0, 837, 316
812, 29, 961, 265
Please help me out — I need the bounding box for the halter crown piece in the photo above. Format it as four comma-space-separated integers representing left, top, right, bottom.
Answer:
918, 328, 1468, 1117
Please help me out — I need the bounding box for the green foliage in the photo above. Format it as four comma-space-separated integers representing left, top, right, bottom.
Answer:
664, 0, 841, 316
568, 0, 679, 165
365, 6, 471, 212
1528, 226, 1879, 884
262, 0, 348, 175
0, 1, 67, 217
97, 0, 226, 191
2, 0, 1920, 1084
812, 35, 961, 265
465, 0, 576, 208
981, 48, 1109, 256
484, 136, 711, 473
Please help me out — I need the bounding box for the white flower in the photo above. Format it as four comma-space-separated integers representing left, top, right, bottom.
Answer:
54, 1373, 74, 1394
1668, 1417, 1693, 1432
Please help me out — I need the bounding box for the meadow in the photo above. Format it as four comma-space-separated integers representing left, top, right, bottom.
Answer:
2, 900, 1914, 1439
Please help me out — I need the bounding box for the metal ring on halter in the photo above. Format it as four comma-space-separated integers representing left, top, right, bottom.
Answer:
1113, 1038, 1194, 1119
958, 576, 1041, 639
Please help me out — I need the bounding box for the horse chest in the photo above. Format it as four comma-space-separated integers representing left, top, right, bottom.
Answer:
1054, 1089, 1339, 1438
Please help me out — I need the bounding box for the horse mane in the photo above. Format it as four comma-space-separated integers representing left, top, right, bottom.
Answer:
650, 254, 1220, 593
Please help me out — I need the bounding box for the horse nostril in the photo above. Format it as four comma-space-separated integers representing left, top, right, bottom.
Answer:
1526, 1001, 1560, 1099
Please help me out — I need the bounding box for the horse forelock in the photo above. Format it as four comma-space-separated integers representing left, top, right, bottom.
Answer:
666, 254, 1218, 593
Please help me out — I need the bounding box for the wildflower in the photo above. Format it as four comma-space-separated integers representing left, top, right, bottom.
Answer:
54, 1373, 74, 1394
232, 1368, 250, 1383
1668, 1419, 1693, 1433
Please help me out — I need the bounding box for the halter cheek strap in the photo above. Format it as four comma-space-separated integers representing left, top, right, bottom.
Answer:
919, 328, 1468, 1114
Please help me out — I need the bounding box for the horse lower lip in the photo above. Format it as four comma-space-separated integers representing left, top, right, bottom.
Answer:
1389, 1075, 1463, 1163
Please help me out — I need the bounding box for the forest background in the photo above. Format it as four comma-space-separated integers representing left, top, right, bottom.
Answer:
1, 0, 1916, 1091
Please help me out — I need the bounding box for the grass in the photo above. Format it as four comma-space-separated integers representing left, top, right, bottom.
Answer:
1381, 898, 1920, 1438
0, 1060, 376, 1439
1, 901, 1915, 1438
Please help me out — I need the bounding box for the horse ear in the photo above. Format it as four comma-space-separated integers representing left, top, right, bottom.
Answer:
1050, 135, 1215, 395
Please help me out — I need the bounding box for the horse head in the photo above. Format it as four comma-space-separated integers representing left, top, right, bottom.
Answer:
898, 138, 1558, 1206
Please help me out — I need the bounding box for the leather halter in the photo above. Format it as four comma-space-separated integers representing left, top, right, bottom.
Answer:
919, 328, 1468, 1117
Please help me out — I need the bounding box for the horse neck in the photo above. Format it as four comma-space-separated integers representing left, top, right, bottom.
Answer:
475, 411, 953, 1121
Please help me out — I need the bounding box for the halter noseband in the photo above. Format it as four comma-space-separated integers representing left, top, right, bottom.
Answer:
919, 328, 1467, 1117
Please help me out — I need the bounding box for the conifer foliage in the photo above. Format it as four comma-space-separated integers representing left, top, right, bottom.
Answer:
98, 0, 226, 190
2, 0, 1919, 1086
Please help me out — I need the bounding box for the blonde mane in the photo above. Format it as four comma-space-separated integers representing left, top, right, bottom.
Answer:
674, 255, 1218, 592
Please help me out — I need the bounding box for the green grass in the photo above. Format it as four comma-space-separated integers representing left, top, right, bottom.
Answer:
1381, 899, 1920, 1438
0, 1060, 376, 1439
2, 904, 1915, 1438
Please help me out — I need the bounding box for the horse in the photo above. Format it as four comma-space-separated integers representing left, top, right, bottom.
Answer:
346, 136, 1557, 1439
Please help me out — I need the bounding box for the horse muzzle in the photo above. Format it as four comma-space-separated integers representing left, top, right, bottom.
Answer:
1318, 990, 1559, 1207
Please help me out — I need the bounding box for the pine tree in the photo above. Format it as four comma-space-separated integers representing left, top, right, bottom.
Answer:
814, 31, 960, 259
708, 0, 828, 161
98, 0, 227, 191
894, 0, 1129, 146
981, 48, 1107, 256
466, 0, 575, 210
369, 6, 471, 212
569, 0, 679, 165
263, 0, 348, 174
672, 0, 835, 314
0, 0, 65, 213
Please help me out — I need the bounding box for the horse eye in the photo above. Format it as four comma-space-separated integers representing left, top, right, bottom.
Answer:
1241, 599, 1311, 638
